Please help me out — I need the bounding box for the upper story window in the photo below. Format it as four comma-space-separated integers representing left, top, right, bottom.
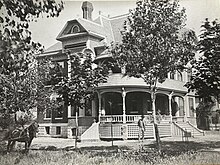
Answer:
177, 72, 183, 81
45, 109, 51, 119
170, 72, 175, 80
68, 25, 80, 34
187, 69, 192, 82
55, 98, 64, 119
85, 99, 92, 116
169, 71, 183, 81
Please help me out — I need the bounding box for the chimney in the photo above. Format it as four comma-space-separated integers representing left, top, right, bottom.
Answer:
82, 1, 93, 20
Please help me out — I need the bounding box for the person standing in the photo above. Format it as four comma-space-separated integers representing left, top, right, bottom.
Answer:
138, 115, 146, 142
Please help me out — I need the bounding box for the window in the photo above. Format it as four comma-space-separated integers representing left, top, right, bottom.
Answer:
187, 69, 192, 82
189, 97, 194, 117
177, 72, 183, 81
55, 98, 64, 118
71, 105, 77, 116
47, 61, 66, 85
56, 107, 63, 118
85, 99, 92, 116
45, 109, 51, 119
45, 127, 50, 134
170, 72, 175, 79
56, 126, 61, 135
178, 97, 184, 116
68, 25, 80, 34
71, 128, 77, 136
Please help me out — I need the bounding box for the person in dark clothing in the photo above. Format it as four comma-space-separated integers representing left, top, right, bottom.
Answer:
138, 115, 146, 142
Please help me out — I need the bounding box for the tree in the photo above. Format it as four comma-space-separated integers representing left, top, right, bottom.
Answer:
55, 52, 108, 148
111, 0, 197, 152
0, 0, 64, 127
186, 19, 220, 107
0, 0, 64, 75
0, 58, 59, 128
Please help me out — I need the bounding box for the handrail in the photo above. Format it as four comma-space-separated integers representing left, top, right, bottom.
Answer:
173, 122, 187, 133
172, 122, 191, 139
187, 121, 205, 135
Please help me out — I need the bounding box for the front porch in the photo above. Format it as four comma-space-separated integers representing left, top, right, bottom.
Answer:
94, 86, 197, 140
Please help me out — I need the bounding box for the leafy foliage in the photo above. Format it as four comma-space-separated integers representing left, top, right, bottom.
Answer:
56, 52, 108, 111
186, 19, 220, 102
0, 58, 59, 128
111, 0, 197, 87
0, 0, 64, 75
0, 0, 63, 127
110, 0, 197, 150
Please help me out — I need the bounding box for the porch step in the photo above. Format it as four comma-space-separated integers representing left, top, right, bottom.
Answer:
175, 122, 204, 137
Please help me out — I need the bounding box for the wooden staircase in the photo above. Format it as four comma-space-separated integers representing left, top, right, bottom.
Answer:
172, 122, 205, 137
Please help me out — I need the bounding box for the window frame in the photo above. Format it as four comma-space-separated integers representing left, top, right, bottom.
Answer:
56, 126, 61, 135
69, 25, 80, 34
44, 109, 52, 120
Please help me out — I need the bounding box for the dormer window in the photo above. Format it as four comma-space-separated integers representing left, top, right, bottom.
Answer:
68, 25, 80, 34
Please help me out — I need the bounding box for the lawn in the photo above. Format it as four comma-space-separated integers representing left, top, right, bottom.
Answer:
0, 132, 220, 165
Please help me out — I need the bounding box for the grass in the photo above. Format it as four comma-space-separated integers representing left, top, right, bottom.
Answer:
1, 132, 220, 165
0, 142, 220, 165
0, 149, 220, 165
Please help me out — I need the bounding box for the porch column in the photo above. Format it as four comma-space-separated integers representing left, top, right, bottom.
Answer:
68, 106, 72, 118
193, 97, 196, 118
184, 95, 189, 122
97, 92, 102, 122
122, 88, 126, 124
169, 92, 173, 123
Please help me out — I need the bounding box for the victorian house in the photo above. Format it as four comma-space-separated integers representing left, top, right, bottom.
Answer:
37, 1, 204, 140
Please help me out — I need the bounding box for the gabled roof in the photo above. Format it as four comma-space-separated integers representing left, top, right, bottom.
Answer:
44, 12, 192, 57
56, 19, 88, 41
56, 14, 128, 45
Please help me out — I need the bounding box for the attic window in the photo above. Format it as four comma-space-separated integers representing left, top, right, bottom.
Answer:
69, 25, 80, 34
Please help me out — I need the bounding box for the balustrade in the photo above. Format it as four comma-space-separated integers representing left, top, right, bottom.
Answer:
100, 115, 123, 123
100, 114, 171, 123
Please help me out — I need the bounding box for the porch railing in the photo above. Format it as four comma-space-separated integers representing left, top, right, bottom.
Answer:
100, 115, 171, 123
100, 115, 123, 123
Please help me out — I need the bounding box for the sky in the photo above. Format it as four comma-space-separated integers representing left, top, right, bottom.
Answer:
29, 0, 220, 49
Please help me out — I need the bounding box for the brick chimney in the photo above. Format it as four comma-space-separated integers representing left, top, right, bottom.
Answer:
82, 1, 93, 20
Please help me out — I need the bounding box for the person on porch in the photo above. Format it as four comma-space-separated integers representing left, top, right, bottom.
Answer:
138, 115, 146, 142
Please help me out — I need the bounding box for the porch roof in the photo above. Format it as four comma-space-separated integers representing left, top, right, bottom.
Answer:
98, 73, 188, 93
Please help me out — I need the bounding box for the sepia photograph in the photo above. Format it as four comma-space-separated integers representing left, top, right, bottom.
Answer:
0, 0, 220, 164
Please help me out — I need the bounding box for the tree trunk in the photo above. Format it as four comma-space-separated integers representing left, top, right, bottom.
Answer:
216, 95, 219, 109
75, 110, 78, 148
154, 123, 161, 152
151, 89, 161, 153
